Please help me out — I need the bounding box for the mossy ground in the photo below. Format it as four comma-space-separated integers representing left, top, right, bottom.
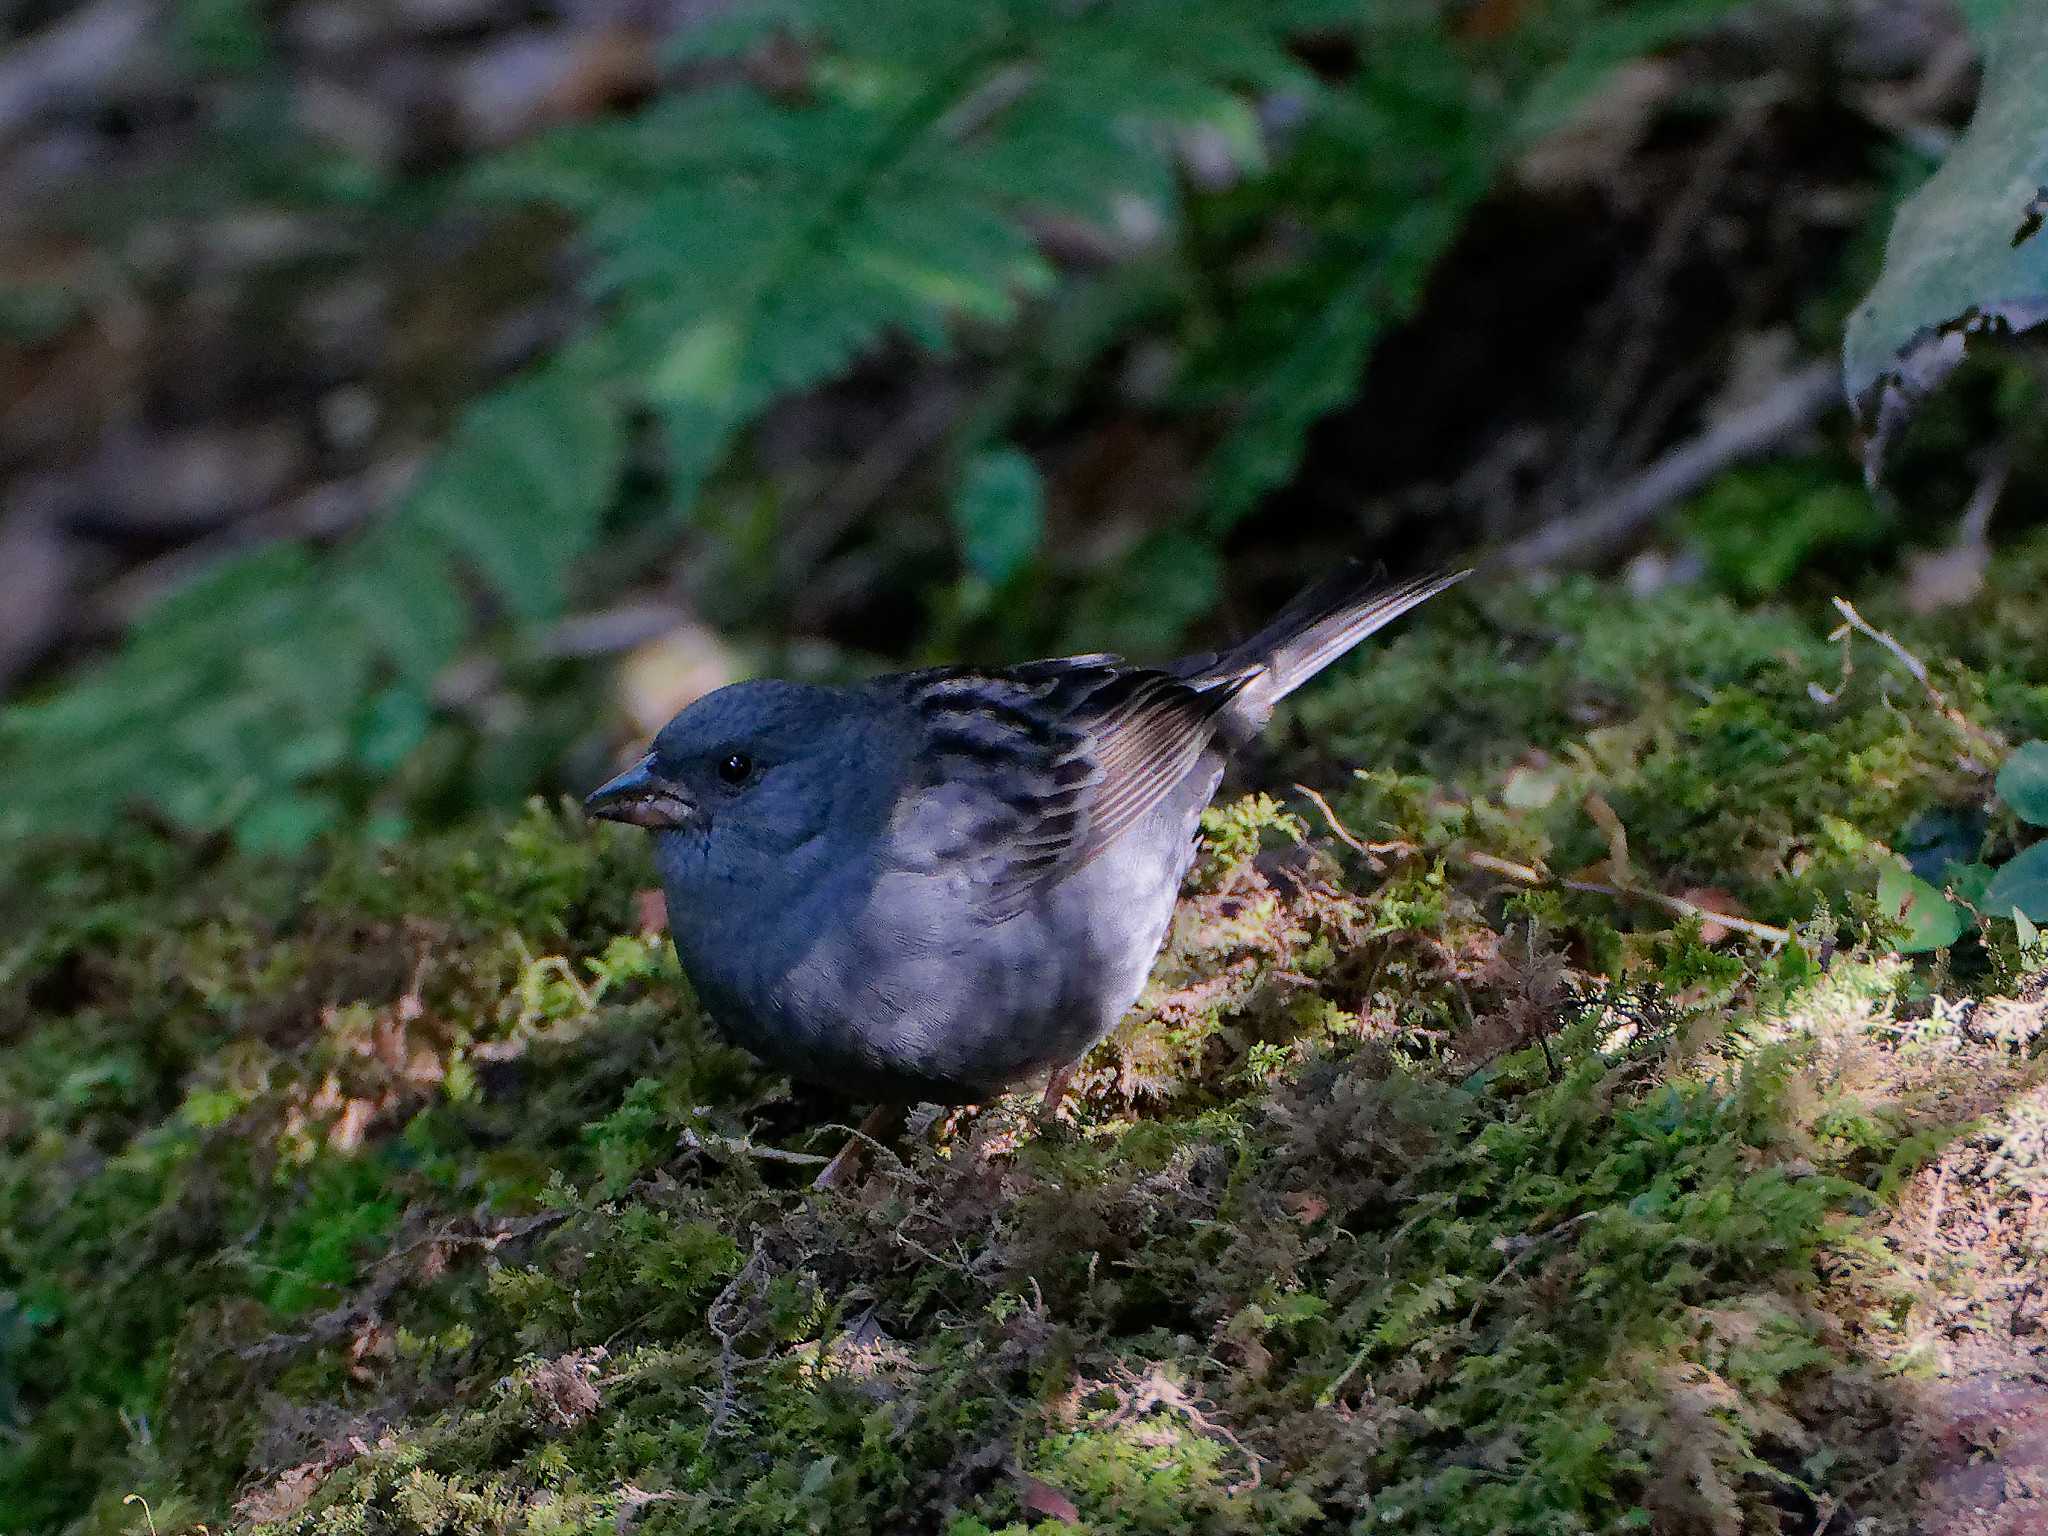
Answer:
5, 549, 2048, 1536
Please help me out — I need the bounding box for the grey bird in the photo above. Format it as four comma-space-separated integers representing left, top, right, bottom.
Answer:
585, 563, 1465, 1117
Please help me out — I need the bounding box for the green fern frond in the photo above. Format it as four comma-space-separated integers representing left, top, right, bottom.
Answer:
0, 364, 625, 850
1195, 28, 1499, 532
1, 1, 1307, 850
1194, 0, 1754, 534
482, 0, 1310, 505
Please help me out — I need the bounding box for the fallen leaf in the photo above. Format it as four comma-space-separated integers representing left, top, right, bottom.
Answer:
1501, 757, 1563, 810
525, 1346, 608, 1427
330, 1096, 376, 1152
235, 1460, 332, 1523
1583, 793, 1632, 884
1674, 887, 1748, 946
1020, 1476, 1081, 1523
1281, 1191, 1329, 1224
637, 888, 668, 935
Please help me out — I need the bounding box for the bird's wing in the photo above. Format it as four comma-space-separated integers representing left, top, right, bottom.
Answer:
886, 659, 1249, 918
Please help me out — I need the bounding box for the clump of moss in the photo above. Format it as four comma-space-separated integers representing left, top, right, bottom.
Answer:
0, 803, 749, 1528
1298, 544, 2048, 948
176, 961, 1923, 1536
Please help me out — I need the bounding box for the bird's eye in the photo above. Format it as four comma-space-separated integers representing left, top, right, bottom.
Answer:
717, 752, 754, 785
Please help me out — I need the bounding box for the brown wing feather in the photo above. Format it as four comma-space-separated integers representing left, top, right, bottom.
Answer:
891, 659, 1242, 918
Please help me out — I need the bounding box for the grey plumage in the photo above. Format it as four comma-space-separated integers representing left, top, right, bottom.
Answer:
585, 562, 1467, 1103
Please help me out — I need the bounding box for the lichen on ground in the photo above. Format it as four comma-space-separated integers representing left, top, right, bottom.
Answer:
5, 550, 2047, 1535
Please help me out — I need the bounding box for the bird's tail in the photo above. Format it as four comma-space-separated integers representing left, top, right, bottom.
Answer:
1207, 563, 1469, 735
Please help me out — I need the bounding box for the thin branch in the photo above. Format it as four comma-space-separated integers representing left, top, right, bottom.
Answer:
1465, 1210, 1600, 1326
1822, 596, 2006, 763
679, 1128, 830, 1167
783, 382, 962, 605
1505, 360, 1840, 569
1293, 791, 1791, 946
1558, 876, 1788, 945
1290, 783, 1378, 862
1568, 92, 1773, 494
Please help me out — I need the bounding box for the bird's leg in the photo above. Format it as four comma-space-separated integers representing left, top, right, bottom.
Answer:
811, 1102, 906, 1191
1036, 1061, 1078, 1127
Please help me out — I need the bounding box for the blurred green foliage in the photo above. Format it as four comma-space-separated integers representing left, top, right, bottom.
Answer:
951, 447, 1048, 591
0, 0, 1757, 859
1682, 464, 1892, 600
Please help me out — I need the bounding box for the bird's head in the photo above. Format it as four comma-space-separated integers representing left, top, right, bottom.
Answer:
583, 680, 891, 870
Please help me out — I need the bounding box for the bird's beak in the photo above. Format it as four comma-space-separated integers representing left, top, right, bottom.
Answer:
583, 756, 695, 830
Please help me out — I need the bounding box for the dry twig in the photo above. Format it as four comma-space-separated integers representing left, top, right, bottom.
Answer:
1466, 1210, 1600, 1326
1506, 360, 1839, 569
1294, 787, 1792, 945
1100, 1363, 1264, 1493
1812, 595, 2006, 764
1569, 91, 1776, 491
703, 1234, 772, 1438
678, 1127, 830, 1167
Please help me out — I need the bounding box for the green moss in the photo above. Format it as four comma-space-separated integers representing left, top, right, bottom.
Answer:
1289, 576, 1820, 785
1682, 461, 1894, 599
254, 1161, 403, 1317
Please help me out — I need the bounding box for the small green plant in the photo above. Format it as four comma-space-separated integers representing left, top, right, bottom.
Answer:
1882, 738, 2048, 952
1986, 739, 2048, 920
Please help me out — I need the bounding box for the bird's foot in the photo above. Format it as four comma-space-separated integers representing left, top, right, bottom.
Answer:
810, 1102, 907, 1192
1034, 1061, 1078, 1132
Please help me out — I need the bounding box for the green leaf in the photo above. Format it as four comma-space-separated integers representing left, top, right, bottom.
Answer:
1877, 863, 1969, 953
1844, 3, 2048, 470
233, 791, 343, 854
1984, 841, 2048, 922
1941, 861, 1997, 908
1956, 0, 2014, 42
176, 0, 270, 74
1995, 740, 2048, 825
951, 447, 1045, 587
353, 685, 434, 774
